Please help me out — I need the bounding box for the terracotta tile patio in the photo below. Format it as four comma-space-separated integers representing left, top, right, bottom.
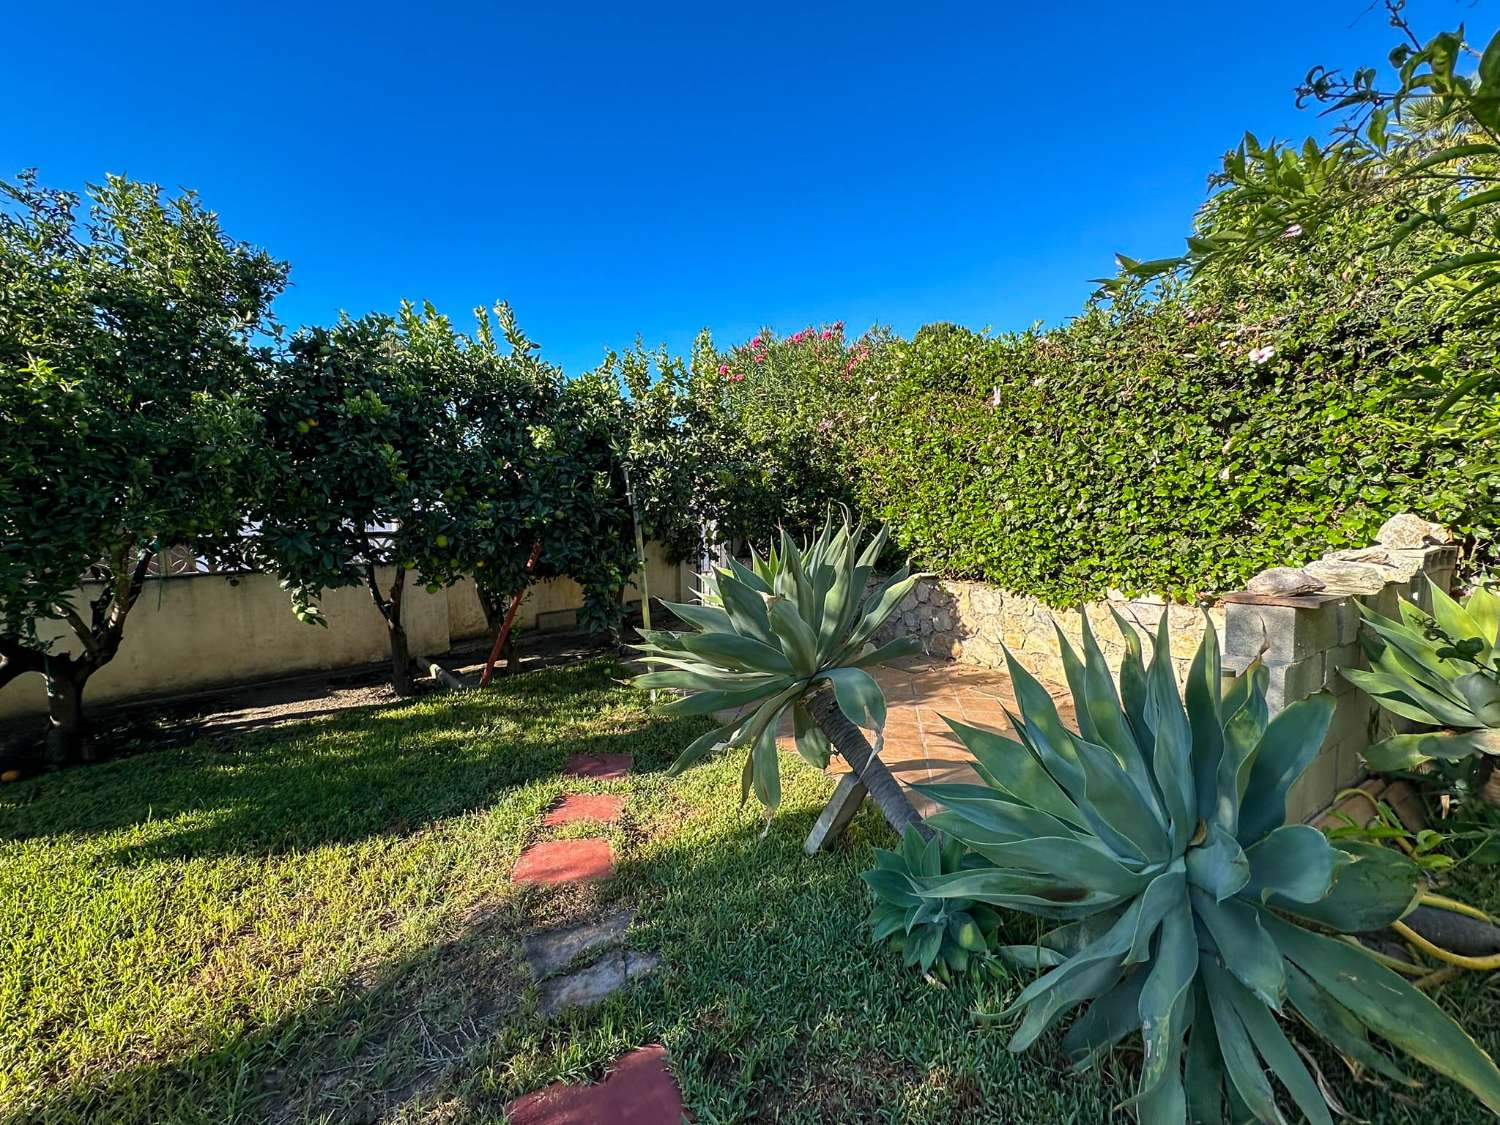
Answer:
753, 655, 1074, 819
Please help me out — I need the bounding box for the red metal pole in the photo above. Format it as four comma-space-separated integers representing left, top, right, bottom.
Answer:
480, 540, 542, 687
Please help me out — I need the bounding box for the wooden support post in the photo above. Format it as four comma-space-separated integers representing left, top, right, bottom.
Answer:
803, 773, 869, 854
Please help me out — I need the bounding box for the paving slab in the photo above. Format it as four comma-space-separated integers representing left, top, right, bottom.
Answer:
524, 909, 632, 979
506, 1044, 685, 1124
512, 838, 614, 885
544, 793, 626, 826
564, 752, 634, 779
537, 949, 661, 1015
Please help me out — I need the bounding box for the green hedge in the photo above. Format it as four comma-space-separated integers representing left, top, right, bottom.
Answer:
713, 215, 1498, 604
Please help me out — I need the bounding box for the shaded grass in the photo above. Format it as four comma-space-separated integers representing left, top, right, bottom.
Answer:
2, 658, 1498, 1123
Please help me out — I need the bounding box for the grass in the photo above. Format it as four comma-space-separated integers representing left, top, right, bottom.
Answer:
1, 658, 1498, 1123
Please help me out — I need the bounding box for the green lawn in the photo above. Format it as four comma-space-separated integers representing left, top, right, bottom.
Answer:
2, 659, 1498, 1124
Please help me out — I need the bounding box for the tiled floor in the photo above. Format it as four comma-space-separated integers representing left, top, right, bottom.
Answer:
762, 655, 1074, 819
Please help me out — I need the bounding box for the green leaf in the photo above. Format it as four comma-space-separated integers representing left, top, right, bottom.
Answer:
1185, 822, 1249, 901
845, 634, 923, 669
791, 700, 832, 767
679, 631, 795, 675
1190, 892, 1283, 1010
1237, 694, 1335, 844
666, 721, 738, 774
1365, 728, 1499, 769
1186, 614, 1225, 820
1216, 962, 1332, 1125
767, 595, 819, 675
942, 717, 1082, 826
750, 713, 781, 811
815, 666, 886, 730
660, 600, 734, 633
1284, 963, 1416, 1089
1243, 825, 1348, 904
1268, 914, 1500, 1115
1270, 841, 1418, 932
715, 571, 774, 644
1201, 959, 1287, 1125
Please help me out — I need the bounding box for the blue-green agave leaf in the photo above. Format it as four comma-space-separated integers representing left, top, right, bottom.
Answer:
1268, 914, 1500, 1116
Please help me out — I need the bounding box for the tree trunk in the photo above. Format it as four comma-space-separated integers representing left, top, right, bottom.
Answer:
44, 657, 95, 766
805, 686, 933, 841
367, 564, 417, 696
386, 567, 416, 696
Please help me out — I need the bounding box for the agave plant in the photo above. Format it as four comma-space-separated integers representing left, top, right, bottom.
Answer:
901, 611, 1500, 1123
862, 826, 1006, 982
632, 512, 929, 835
1343, 579, 1500, 782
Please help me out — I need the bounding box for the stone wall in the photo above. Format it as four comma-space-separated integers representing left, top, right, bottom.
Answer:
885, 580, 1222, 690
878, 514, 1460, 821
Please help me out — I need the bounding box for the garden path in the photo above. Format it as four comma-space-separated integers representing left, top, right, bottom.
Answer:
507, 753, 686, 1123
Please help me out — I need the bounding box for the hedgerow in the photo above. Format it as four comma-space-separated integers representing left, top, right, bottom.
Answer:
709, 209, 1499, 604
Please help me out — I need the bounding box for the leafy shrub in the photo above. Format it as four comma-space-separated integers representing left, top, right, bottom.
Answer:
704, 323, 885, 548
707, 155, 1498, 604
896, 613, 1500, 1122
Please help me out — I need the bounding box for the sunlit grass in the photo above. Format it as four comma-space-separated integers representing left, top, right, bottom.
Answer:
1, 658, 1496, 1123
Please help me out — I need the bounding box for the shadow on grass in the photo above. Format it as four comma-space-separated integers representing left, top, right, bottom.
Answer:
3, 895, 535, 1125
0, 660, 690, 861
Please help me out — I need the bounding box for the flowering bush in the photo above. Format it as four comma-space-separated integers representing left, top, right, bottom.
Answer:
702, 322, 889, 550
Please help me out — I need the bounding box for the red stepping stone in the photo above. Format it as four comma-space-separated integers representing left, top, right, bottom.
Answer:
506, 1044, 685, 1124
513, 838, 614, 885
544, 793, 625, 826
564, 753, 633, 779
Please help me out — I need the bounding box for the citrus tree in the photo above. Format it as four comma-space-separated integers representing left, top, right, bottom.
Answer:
441, 307, 639, 644
251, 305, 462, 694
0, 171, 285, 760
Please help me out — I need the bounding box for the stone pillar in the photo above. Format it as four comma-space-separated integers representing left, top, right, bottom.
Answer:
1222, 541, 1459, 823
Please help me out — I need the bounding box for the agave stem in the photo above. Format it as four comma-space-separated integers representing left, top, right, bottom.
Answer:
805, 685, 933, 841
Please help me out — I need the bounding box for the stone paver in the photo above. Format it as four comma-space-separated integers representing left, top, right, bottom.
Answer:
525, 909, 632, 978
506, 1044, 685, 1124
564, 752, 634, 779
538, 949, 662, 1015
513, 838, 614, 885
545, 793, 626, 826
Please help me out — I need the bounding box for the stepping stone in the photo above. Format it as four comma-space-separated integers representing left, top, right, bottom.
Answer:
538, 949, 662, 1015
513, 838, 614, 885
544, 793, 625, 826
564, 752, 633, 779
525, 909, 632, 979
506, 1044, 685, 1124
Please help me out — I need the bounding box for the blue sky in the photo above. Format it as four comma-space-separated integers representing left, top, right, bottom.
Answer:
4, 1, 1485, 373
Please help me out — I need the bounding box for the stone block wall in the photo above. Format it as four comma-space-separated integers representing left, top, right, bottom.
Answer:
882, 579, 1223, 689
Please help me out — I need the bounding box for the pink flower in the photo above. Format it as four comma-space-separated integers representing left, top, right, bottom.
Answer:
754, 352, 766, 363
1248, 345, 1276, 365
821, 328, 834, 340
718, 363, 730, 376
731, 372, 745, 382
750, 335, 763, 349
